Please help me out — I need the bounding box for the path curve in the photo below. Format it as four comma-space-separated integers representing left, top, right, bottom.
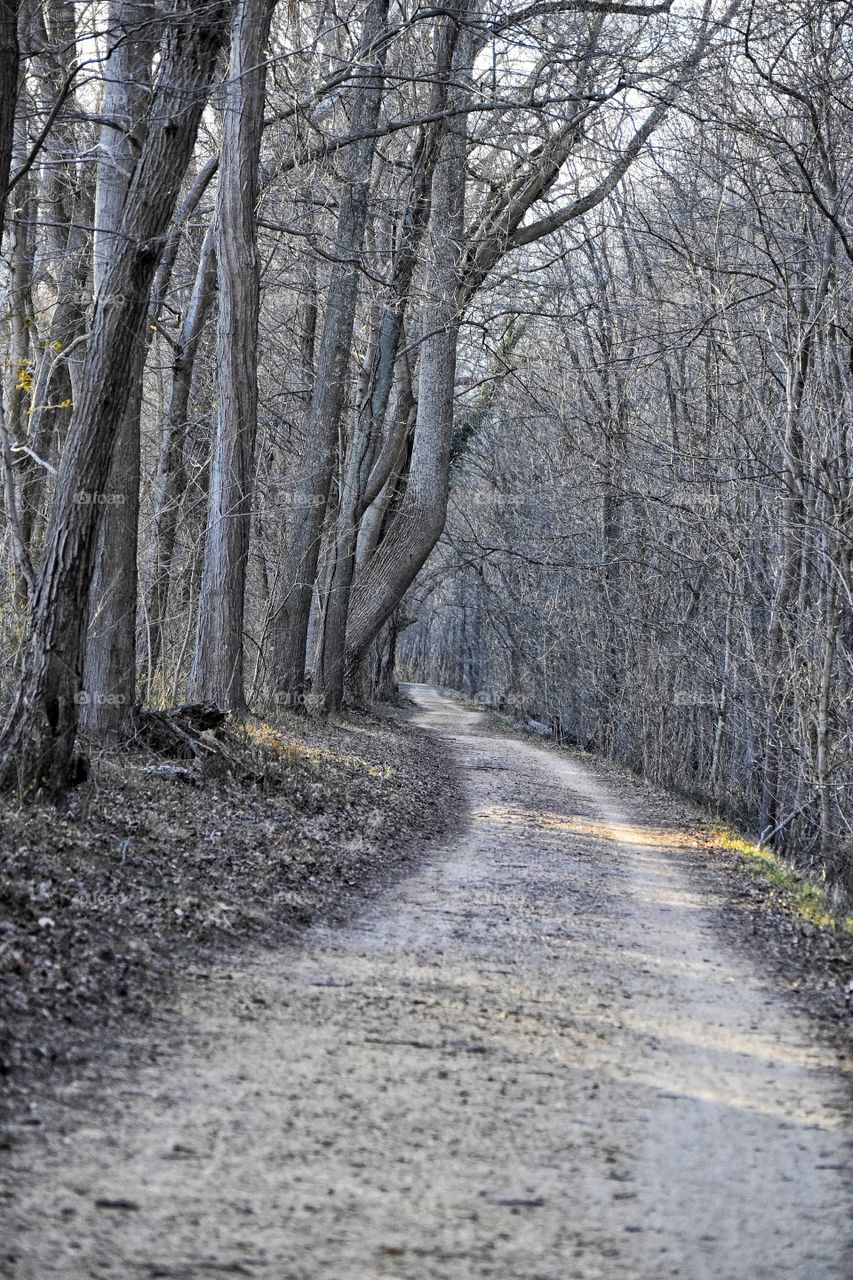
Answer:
4, 685, 851, 1279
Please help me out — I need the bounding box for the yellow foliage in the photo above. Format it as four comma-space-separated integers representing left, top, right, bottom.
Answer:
242, 718, 303, 764
242, 717, 393, 780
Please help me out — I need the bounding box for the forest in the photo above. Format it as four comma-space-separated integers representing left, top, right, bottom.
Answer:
2, 3, 853, 1274
0, 0, 849, 897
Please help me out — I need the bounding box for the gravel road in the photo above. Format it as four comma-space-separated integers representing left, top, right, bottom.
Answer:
3, 685, 851, 1279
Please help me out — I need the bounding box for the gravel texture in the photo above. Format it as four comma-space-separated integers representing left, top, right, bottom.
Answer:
2, 686, 850, 1279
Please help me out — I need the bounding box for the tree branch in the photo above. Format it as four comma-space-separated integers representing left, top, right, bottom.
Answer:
506, 0, 744, 251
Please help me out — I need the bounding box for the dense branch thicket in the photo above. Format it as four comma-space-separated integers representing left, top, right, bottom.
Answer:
400, 0, 853, 891
0, 1, 849, 888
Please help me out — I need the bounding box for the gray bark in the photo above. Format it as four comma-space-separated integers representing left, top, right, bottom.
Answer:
315, 17, 460, 710
0, 0, 17, 233
0, 0, 21, 592
343, 22, 471, 693
2, 86, 34, 603
0, 0, 232, 794
142, 221, 216, 695
80, 1, 156, 736
189, 0, 275, 709
268, 0, 390, 703
20, 0, 92, 552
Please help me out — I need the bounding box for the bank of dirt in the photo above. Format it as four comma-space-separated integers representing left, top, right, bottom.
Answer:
0, 707, 459, 1120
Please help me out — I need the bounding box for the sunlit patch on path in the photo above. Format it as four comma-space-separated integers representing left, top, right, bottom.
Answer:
3, 685, 851, 1280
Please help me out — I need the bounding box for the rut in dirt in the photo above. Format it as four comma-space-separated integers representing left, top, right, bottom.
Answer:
3, 685, 851, 1280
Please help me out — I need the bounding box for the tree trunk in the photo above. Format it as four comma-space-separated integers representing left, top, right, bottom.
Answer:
142, 221, 216, 696
0, 0, 22, 593
268, 0, 390, 703
21, 0, 92, 552
189, 0, 275, 710
79, 339, 146, 735
816, 581, 841, 868
759, 330, 809, 840
314, 19, 459, 711
2, 77, 34, 604
0, 0, 18, 234
0, 0, 231, 796
81, 1, 156, 736
343, 17, 471, 696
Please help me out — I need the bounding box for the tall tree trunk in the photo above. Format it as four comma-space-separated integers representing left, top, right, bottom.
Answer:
79, 337, 146, 734
142, 221, 216, 696
189, 0, 275, 710
0, 0, 22, 593
268, 0, 389, 703
21, 0, 92, 553
0, 0, 18, 233
315, 21, 458, 711
0, 0, 232, 796
343, 14, 471, 697
759, 326, 809, 839
80, 1, 156, 735
353, 371, 416, 578
2, 75, 34, 604
816, 580, 841, 868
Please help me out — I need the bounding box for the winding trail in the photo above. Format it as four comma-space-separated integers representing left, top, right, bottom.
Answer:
4, 685, 851, 1279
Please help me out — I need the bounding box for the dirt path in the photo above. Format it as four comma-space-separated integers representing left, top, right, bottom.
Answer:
3, 686, 851, 1279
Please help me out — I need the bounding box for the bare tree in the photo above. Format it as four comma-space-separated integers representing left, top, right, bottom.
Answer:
0, 0, 232, 794
267, 0, 391, 705
189, 0, 276, 709
143, 220, 217, 691
81, 1, 157, 737
343, 5, 473, 695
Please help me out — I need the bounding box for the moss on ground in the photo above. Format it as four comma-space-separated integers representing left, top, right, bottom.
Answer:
711, 826, 853, 935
